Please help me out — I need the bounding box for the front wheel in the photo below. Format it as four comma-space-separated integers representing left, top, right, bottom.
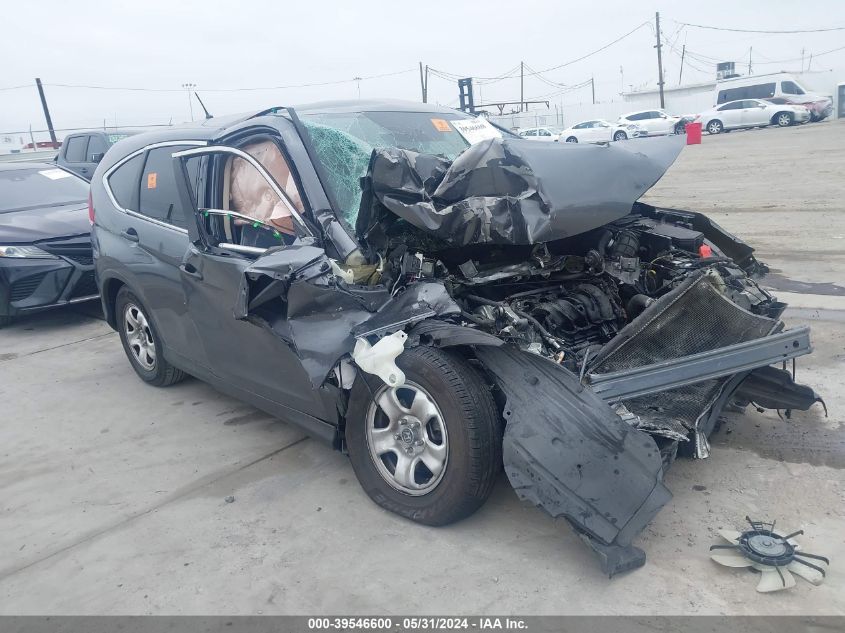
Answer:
775, 112, 794, 127
613, 131, 627, 141
565, 136, 578, 143
346, 345, 502, 526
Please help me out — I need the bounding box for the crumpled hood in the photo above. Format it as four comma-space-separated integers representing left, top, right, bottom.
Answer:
0, 202, 90, 244
357, 134, 685, 246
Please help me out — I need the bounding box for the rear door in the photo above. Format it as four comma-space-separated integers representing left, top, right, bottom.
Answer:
104, 141, 209, 367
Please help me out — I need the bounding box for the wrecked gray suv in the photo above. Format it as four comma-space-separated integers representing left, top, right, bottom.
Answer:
91, 100, 822, 575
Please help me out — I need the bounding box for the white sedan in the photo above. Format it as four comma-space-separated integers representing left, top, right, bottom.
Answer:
518, 126, 564, 141
695, 99, 810, 134
560, 119, 642, 143
617, 109, 684, 136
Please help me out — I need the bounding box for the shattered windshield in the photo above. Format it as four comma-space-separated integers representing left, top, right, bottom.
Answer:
300, 111, 472, 227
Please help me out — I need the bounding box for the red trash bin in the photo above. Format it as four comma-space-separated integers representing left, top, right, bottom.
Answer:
685, 121, 702, 145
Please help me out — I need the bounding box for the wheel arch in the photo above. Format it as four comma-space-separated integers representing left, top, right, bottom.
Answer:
101, 275, 127, 330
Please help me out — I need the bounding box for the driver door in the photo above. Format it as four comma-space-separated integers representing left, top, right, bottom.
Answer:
171, 142, 331, 420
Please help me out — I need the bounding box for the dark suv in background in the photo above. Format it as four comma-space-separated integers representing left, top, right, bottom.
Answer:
56, 129, 140, 180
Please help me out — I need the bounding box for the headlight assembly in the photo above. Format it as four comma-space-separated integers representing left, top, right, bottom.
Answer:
0, 245, 59, 259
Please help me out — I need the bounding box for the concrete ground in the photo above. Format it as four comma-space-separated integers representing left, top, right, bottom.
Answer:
1, 121, 843, 615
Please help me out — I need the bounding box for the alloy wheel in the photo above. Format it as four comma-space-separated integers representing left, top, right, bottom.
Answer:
778, 113, 791, 127
365, 381, 449, 496
124, 303, 156, 371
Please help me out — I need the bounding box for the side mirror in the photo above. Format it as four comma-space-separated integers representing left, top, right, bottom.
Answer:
92, 153, 105, 163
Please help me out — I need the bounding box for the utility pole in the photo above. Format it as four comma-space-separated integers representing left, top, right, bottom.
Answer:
654, 12, 665, 109
520, 61, 524, 113
591, 76, 595, 104
35, 78, 57, 148
807, 53, 813, 72
801, 48, 805, 72
747, 47, 752, 75
419, 62, 428, 103
679, 45, 686, 85
182, 83, 196, 121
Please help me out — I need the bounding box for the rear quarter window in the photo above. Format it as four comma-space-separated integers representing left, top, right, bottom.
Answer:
107, 154, 145, 210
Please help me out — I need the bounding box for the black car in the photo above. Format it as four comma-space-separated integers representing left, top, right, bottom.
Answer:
90, 100, 822, 575
0, 162, 98, 327
56, 129, 140, 180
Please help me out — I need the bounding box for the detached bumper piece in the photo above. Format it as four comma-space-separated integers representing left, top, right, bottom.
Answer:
475, 346, 671, 577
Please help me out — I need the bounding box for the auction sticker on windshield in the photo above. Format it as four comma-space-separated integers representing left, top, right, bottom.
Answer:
430, 118, 452, 132
451, 118, 502, 145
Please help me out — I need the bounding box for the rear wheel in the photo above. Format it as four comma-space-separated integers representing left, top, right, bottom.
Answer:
613, 131, 627, 141
116, 286, 186, 387
346, 346, 501, 526
706, 120, 723, 135
775, 112, 793, 127
565, 136, 578, 143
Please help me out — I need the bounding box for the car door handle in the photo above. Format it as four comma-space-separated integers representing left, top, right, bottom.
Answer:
121, 228, 139, 243
179, 263, 203, 280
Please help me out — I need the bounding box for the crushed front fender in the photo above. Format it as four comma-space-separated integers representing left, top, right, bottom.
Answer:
475, 345, 671, 576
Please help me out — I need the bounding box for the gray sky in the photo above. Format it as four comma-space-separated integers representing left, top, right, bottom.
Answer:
2, 0, 844, 137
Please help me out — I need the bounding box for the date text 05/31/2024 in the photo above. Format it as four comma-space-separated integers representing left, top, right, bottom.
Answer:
307, 617, 528, 630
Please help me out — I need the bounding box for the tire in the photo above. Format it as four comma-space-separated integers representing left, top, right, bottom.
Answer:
565, 136, 578, 143
774, 112, 793, 127
115, 286, 186, 387
706, 120, 723, 135
613, 131, 627, 141
346, 345, 502, 527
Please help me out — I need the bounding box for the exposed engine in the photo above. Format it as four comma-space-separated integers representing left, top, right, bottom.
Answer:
375, 205, 781, 374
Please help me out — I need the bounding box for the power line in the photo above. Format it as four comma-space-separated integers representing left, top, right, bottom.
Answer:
37, 68, 416, 93
675, 21, 845, 34
530, 22, 651, 74
430, 21, 649, 87
748, 44, 845, 64
0, 84, 33, 92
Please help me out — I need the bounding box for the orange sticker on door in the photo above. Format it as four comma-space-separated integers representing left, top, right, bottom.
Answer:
147, 172, 157, 189
430, 118, 451, 132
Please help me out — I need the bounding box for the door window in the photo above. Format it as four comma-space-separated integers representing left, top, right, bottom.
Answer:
717, 102, 742, 111
87, 135, 108, 161
64, 136, 88, 162
138, 146, 201, 229
226, 140, 304, 237
538, 129, 552, 137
